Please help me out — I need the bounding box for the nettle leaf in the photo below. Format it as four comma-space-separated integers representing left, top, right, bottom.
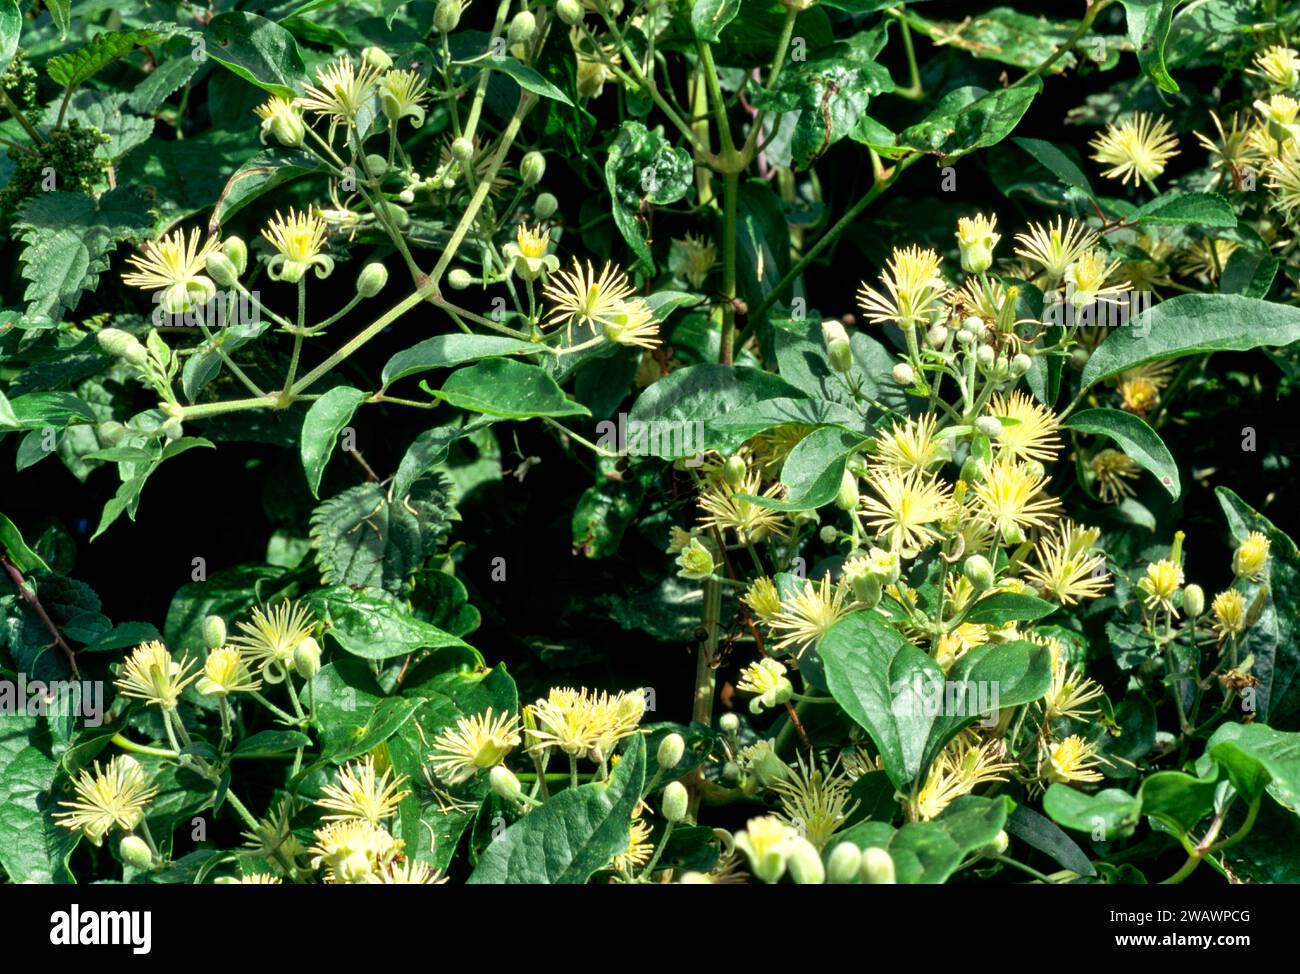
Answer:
1121, 0, 1184, 93
14, 190, 154, 326
46, 26, 169, 89
431, 358, 589, 419
749, 31, 894, 169
309, 475, 455, 594
1065, 407, 1180, 499
202, 11, 305, 99
469, 734, 645, 883
1216, 488, 1300, 727
0, 718, 77, 883
899, 78, 1041, 162
308, 585, 471, 660
604, 120, 693, 271
1080, 294, 1300, 394
300, 385, 367, 499
691, 0, 741, 42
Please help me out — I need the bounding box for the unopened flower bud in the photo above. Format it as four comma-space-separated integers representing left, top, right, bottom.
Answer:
450, 137, 474, 164
119, 835, 153, 871
221, 236, 248, 275
963, 554, 995, 591
379, 201, 410, 228
361, 47, 393, 71
556, 0, 584, 25
821, 319, 849, 348
979, 829, 1010, 858
356, 262, 389, 298
827, 842, 862, 884
851, 572, 881, 609
976, 344, 995, 368
293, 636, 321, 679
533, 192, 559, 220
1069, 347, 1090, 370
489, 765, 522, 801
1010, 352, 1032, 377
719, 713, 740, 735
1183, 583, 1205, 619
835, 469, 859, 511
434, 0, 463, 33
975, 416, 1003, 440
723, 454, 746, 487
202, 615, 227, 650
1023, 459, 1045, 481
657, 732, 685, 770
927, 322, 949, 348
398, 189, 415, 205
97, 327, 143, 360
819, 525, 838, 545
97, 421, 127, 446
892, 362, 915, 386
520, 150, 546, 186
662, 781, 688, 823
448, 268, 474, 290
508, 11, 537, 44
861, 846, 896, 884
364, 153, 389, 178
828, 338, 853, 373
205, 251, 238, 288
786, 836, 825, 885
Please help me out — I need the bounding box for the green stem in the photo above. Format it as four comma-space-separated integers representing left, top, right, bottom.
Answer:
720, 170, 739, 364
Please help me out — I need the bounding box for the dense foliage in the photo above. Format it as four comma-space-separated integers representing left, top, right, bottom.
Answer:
2, 0, 1300, 886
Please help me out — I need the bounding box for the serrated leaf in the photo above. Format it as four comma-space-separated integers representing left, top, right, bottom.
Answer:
308, 585, 470, 660
309, 476, 454, 594
47, 28, 166, 89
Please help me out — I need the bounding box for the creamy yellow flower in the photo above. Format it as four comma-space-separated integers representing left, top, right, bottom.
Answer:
196, 647, 261, 697
969, 458, 1060, 544
1250, 45, 1300, 89
261, 208, 334, 283
741, 576, 782, 622
297, 56, 382, 134
767, 574, 853, 656
503, 224, 560, 281
860, 466, 955, 554
55, 756, 159, 846
1089, 113, 1180, 186
698, 470, 789, 544
601, 298, 661, 349
857, 245, 948, 328
429, 709, 521, 784
873, 414, 949, 474
1137, 558, 1184, 616
1014, 217, 1099, 282
1064, 249, 1131, 309
379, 68, 428, 127
1090, 448, 1141, 503
229, 600, 316, 680
736, 658, 793, 713
1211, 589, 1249, 641
986, 391, 1062, 463
770, 754, 857, 849
914, 734, 1015, 821
1022, 520, 1110, 605
612, 816, 654, 873
317, 755, 410, 824
121, 228, 219, 315
1046, 734, 1105, 784
115, 641, 198, 710
310, 818, 400, 883
543, 258, 637, 338
955, 212, 1000, 274
1040, 638, 1105, 721
1232, 531, 1270, 581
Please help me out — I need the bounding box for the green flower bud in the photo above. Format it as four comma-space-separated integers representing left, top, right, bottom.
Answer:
963, 554, 996, 591
556, 0, 585, 25
1010, 352, 1033, 377
861, 846, 896, 884
520, 150, 546, 186
657, 732, 685, 770
851, 572, 882, 608
1183, 583, 1205, 619
1023, 459, 1046, 481
450, 136, 474, 162
676, 537, 715, 580
202, 615, 227, 651
1069, 347, 1090, 370
361, 47, 393, 71
398, 189, 415, 205
891, 362, 915, 386
161, 418, 183, 442
379, 201, 410, 228
927, 322, 949, 348
835, 468, 859, 511
533, 192, 559, 220
976, 344, 996, 369
507, 11, 537, 45
662, 781, 689, 823
97, 327, 143, 360
205, 251, 239, 288
364, 153, 390, 178
819, 525, 839, 545
356, 262, 389, 298
959, 457, 981, 484
434, 0, 463, 33
975, 415, 1003, 440
786, 836, 825, 885
447, 268, 475, 290
827, 842, 862, 884
119, 835, 154, 871
221, 236, 248, 275
718, 712, 740, 735
723, 454, 747, 487
293, 636, 322, 679
828, 338, 854, 373
489, 765, 522, 802
978, 829, 1010, 858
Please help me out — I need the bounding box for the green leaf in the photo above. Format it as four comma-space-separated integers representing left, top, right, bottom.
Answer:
299, 386, 367, 499
0, 719, 77, 883
962, 592, 1057, 626
0, 0, 20, 75
820, 611, 942, 788
309, 475, 455, 594
1127, 192, 1235, 228
1012, 136, 1097, 200
1064, 407, 1181, 500
1121, 0, 1184, 93
1080, 294, 1300, 394
1043, 784, 1141, 839
629, 364, 807, 459
691, 0, 741, 42
483, 55, 573, 106
604, 120, 693, 271
742, 425, 865, 512
468, 735, 645, 883
14, 190, 154, 326
232, 731, 312, 757
1004, 805, 1097, 876
203, 12, 305, 99
308, 585, 470, 660
381, 335, 538, 388
1220, 247, 1278, 299
433, 359, 589, 419
1215, 489, 1300, 726
899, 78, 1040, 161
47, 27, 167, 89
838, 799, 1011, 883
0, 511, 51, 573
